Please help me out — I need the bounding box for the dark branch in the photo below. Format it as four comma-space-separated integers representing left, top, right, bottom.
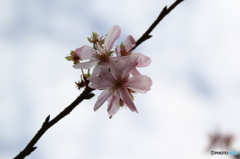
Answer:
13, 84, 94, 159
131, 0, 184, 51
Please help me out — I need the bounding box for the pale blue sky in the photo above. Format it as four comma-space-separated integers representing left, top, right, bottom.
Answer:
1, 0, 240, 159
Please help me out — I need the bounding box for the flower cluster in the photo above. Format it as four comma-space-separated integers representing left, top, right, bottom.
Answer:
66, 25, 152, 118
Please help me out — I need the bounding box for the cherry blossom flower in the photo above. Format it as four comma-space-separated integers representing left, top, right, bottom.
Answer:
88, 55, 152, 118
73, 25, 121, 69
115, 35, 152, 76
66, 25, 153, 118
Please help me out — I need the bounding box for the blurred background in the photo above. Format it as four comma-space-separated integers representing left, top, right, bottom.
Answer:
1, 0, 240, 158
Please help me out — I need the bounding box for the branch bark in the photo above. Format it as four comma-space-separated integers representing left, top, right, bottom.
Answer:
131, 0, 184, 51
13, 85, 94, 159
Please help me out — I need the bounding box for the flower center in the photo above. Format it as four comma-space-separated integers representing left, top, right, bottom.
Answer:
110, 78, 127, 94
114, 80, 125, 88
94, 53, 110, 65
72, 53, 81, 62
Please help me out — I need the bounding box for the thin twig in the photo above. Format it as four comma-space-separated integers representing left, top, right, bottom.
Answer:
131, 0, 184, 51
13, 84, 94, 159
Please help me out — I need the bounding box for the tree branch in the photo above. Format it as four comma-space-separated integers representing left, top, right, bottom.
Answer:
131, 0, 184, 51
13, 85, 94, 159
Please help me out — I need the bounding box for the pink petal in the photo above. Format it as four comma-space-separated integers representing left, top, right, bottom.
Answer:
128, 75, 152, 93
88, 77, 113, 89
94, 90, 114, 111
104, 25, 121, 51
109, 58, 127, 79
130, 67, 141, 76
112, 55, 129, 61
119, 87, 138, 113
115, 45, 121, 57
73, 60, 98, 69
135, 53, 151, 67
75, 45, 97, 60
96, 65, 116, 82
88, 65, 115, 89
107, 93, 121, 118
122, 54, 139, 78
111, 55, 139, 78
124, 35, 136, 51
